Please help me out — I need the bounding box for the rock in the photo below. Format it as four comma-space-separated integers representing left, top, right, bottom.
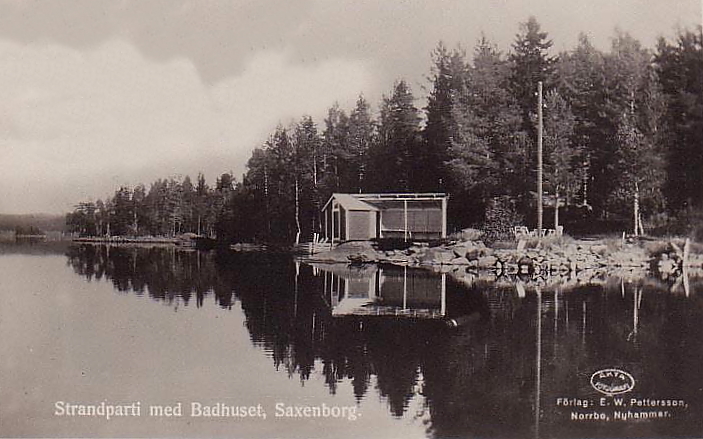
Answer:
452, 247, 467, 258
348, 254, 370, 264
451, 257, 470, 265
437, 250, 455, 264
477, 255, 498, 268
590, 244, 608, 255
460, 228, 483, 241
465, 248, 487, 260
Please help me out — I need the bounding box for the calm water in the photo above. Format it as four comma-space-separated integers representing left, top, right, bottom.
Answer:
1, 243, 702, 439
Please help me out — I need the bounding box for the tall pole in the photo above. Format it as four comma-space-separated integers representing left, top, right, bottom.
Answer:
537, 81, 544, 241
534, 287, 542, 439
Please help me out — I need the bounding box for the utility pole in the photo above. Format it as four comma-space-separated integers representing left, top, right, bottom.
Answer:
537, 81, 544, 241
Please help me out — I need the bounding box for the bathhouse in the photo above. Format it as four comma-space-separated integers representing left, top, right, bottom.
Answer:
320, 193, 448, 242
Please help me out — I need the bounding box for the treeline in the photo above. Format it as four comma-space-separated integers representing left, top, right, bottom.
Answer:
66, 173, 236, 238
0, 214, 66, 234
67, 18, 703, 242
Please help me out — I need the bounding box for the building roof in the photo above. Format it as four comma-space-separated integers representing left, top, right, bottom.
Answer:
354, 193, 447, 201
323, 193, 379, 212
322, 193, 447, 212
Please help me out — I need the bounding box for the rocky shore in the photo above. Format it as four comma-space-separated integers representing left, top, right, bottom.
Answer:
304, 236, 703, 280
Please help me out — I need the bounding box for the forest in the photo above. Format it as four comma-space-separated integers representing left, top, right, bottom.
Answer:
66, 18, 703, 244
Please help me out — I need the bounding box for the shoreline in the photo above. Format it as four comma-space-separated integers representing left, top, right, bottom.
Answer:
302, 237, 703, 290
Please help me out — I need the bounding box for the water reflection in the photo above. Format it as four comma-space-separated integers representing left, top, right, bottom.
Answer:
66, 244, 233, 307
311, 263, 486, 322
63, 244, 703, 438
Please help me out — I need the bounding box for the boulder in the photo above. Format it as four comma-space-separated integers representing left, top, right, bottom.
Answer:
590, 244, 608, 255
465, 248, 487, 260
436, 250, 455, 264
477, 255, 498, 268
460, 228, 483, 241
452, 246, 468, 258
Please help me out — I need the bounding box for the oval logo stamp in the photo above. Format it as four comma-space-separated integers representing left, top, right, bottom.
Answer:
590, 369, 635, 395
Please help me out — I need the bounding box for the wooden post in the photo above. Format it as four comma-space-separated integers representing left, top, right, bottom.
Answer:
441, 196, 447, 239
404, 200, 408, 242
633, 181, 640, 236
537, 81, 544, 241
554, 188, 559, 232
440, 273, 446, 316
535, 287, 542, 439
403, 265, 408, 310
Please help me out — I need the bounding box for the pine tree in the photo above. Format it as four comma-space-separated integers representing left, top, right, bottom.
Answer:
447, 37, 526, 225
423, 42, 467, 192
348, 94, 375, 193
291, 116, 319, 243
542, 90, 577, 229
320, 103, 350, 194
510, 16, 556, 135
370, 80, 421, 192
554, 34, 607, 211
607, 32, 666, 234
655, 27, 703, 213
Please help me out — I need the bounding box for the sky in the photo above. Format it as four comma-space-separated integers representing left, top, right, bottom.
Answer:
0, 0, 700, 214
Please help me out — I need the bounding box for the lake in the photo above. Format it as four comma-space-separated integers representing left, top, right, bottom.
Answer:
1, 243, 702, 438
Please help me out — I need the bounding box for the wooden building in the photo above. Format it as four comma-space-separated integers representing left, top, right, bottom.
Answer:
321, 193, 448, 242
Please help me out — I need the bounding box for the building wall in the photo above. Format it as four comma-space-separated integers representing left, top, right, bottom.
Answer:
339, 207, 346, 241
348, 210, 375, 240
381, 207, 443, 238
322, 195, 447, 242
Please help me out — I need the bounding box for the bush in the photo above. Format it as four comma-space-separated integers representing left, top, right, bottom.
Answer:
646, 207, 703, 242
481, 197, 523, 245
679, 208, 703, 242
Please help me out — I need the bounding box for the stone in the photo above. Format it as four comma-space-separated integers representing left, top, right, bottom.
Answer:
590, 244, 608, 255
452, 247, 467, 258
460, 228, 483, 241
451, 257, 470, 265
477, 255, 498, 268
437, 250, 455, 263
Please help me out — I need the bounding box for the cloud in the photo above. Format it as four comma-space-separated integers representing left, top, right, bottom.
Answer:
0, 0, 316, 83
0, 39, 371, 213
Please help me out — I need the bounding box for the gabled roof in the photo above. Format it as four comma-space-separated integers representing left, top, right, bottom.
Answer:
323, 193, 379, 212
323, 193, 448, 212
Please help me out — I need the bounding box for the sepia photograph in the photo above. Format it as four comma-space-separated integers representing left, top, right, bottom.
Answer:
1, 1, 702, 438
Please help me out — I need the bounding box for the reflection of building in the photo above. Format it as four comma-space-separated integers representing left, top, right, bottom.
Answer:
313, 264, 447, 318
321, 193, 448, 242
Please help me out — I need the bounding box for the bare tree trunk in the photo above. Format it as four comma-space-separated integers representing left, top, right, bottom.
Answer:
633, 181, 640, 236
554, 187, 560, 232
264, 163, 271, 239
294, 177, 301, 245
312, 147, 318, 187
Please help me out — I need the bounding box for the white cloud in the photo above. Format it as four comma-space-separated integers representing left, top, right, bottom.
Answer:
0, 39, 372, 213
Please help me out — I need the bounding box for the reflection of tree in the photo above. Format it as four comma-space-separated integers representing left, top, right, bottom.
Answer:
65, 246, 703, 438
536, 282, 703, 438
65, 244, 227, 307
